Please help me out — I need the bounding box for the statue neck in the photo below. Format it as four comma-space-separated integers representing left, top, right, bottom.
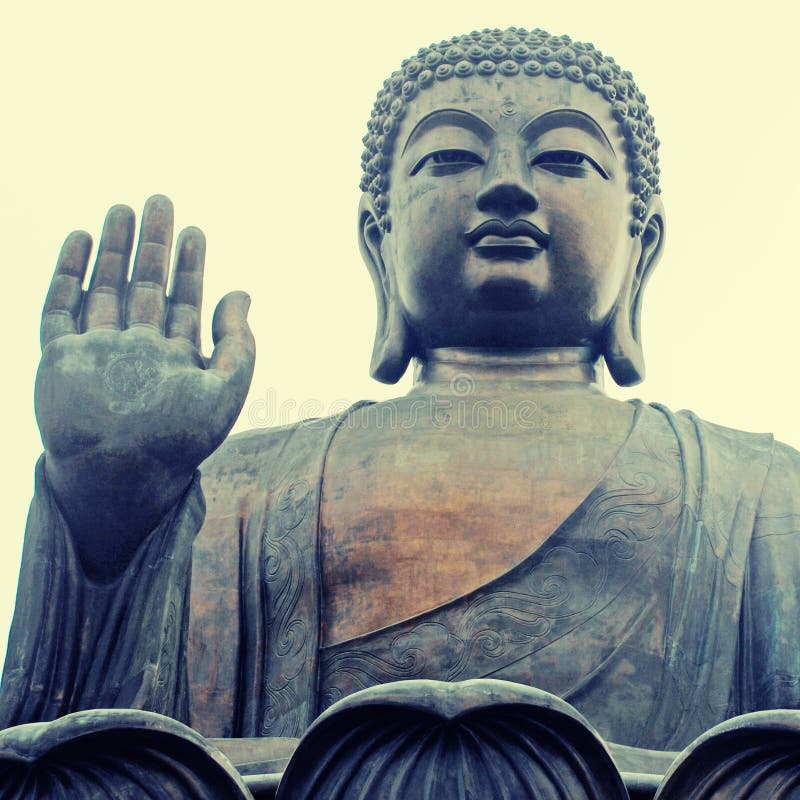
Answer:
411, 347, 605, 393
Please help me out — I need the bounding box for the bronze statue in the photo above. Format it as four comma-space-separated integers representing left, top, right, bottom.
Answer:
3, 26, 800, 770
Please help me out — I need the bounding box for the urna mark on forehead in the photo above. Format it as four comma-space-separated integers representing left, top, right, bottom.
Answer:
360, 27, 660, 237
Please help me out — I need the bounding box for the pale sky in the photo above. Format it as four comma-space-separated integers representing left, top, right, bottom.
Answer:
2, 1, 799, 669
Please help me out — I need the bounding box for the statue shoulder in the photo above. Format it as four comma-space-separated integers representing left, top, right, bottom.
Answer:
639, 404, 779, 512
201, 423, 300, 475
664, 406, 775, 452
755, 438, 800, 521
644, 402, 776, 465
664, 406, 800, 521
688, 415, 800, 518
198, 422, 306, 511
198, 410, 357, 511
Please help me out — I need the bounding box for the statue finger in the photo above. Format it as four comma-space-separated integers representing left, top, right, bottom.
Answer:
208, 291, 255, 390
126, 194, 173, 330
82, 204, 135, 331
40, 230, 91, 350
166, 226, 206, 347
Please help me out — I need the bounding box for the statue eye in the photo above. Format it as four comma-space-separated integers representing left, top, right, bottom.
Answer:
411, 149, 484, 175
531, 150, 608, 178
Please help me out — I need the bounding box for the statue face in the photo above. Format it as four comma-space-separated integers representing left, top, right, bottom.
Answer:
375, 74, 645, 352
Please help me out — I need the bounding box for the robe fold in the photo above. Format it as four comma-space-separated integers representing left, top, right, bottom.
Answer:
2, 401, 800, 751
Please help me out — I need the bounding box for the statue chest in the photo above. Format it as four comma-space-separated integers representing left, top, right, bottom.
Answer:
319, 394, 635, 646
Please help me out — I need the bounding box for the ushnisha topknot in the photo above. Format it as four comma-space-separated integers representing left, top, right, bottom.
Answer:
360, 27, 660, 238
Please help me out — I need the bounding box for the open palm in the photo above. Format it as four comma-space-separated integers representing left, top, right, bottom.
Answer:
35, 196, 255, 577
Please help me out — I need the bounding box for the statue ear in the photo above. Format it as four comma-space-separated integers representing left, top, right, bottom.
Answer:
358, 193, 414, 384
604, 196, 666, 387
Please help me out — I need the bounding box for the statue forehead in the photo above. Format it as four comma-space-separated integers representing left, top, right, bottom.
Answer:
392, 74, 624, 149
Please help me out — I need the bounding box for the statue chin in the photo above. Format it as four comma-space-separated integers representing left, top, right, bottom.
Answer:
473, 277, 541, 312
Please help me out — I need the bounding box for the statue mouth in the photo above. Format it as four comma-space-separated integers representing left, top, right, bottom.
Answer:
466, 219, 550, 260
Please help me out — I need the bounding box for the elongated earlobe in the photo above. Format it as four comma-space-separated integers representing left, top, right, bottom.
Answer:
358, 194, 414, 384
604, 198, 666, 387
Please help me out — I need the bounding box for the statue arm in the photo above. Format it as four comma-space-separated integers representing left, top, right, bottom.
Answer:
0, 424, 284, 735
0, 458, 204, 728
0, 197, 256, 728
740, 439, 800, 712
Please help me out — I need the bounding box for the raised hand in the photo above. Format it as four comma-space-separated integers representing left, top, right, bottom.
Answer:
35, 196, 255, 578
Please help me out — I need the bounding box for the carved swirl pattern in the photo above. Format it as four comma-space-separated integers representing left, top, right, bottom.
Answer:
261, 478, 312, 737
320, 413, 684, 711
258, 410, 367, 738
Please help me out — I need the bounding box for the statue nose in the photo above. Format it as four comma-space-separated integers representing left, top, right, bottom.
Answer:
475, 148, 538, 216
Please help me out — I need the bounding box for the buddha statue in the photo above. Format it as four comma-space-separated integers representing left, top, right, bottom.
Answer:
2, 27, 799, 759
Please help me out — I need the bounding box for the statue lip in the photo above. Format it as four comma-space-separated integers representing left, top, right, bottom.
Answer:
465, 219, 550, 258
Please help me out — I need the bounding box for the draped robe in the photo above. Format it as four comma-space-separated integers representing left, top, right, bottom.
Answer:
2, 401, 800, 752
